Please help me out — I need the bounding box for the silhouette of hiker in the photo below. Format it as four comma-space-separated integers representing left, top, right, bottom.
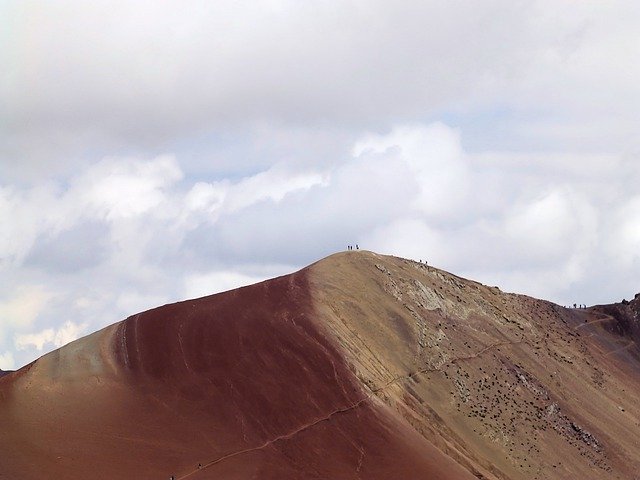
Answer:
356, 244, 359, 250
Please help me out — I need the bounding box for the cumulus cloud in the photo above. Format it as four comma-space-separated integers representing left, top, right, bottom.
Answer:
14, 329, 54, 351
0, 285, 52, 332
52, 320, 89, 347
15, 320, 88, 351
1, 2, 639, 372
2, 123, 640, 371
0, 122, 639, 370
0, 351, 15, 370
69, 155, 183, 221
353, 123, 470, 222
345, 125, 636, 304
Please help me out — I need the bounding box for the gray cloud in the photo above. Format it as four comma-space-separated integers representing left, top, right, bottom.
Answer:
3, 1, 639, 180
1, 1, 639, 372
1, 126, 640, 370
24, 221, 109, 273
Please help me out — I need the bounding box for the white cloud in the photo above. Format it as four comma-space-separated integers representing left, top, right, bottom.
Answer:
353, 123, 469, 221
185, 164, 327, 222
0, 123, 639, 371
0, 155, 184, 270
53, 320, 88, 347
183, 271, 274, 299
345, 124, 637, 305
606, 196, 640, 268
0, 285, 52, 330
14, 320, 87, 352
185, 182, 226, 215
367, 218, 443, 264
115, 292, 172, 319
503, 188, 597, 265
1, 1, 639, 370
221, 166, 327, 214
0, 351, 15, 370
0, 185, 62, 264
68, 155, 183, 221
15, 328, 54, 351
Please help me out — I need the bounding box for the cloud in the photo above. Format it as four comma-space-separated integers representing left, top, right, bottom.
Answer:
1, 121, 640, 371
607, 196, 640, 269
24, 221, 109, 273
14, 320, 87, 351
186, 143, 419, 266
0, 285, 52, 331
353, 123, 469, 222
184, 164, 327, 222
69, 155, 183, 221
341, 124, 638, 305
2, 1, 639, 180
367, 218, 442, 264
52, 320, 89, 347
503, 188, 598, 267
0, 2, 639, 371
0, 184, 61, 265
15, 328, 54, 351
0, 351, 15, 370
183, 270, 283, 299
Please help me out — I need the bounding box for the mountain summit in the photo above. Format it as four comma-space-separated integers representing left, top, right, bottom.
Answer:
1, 251, 638, 479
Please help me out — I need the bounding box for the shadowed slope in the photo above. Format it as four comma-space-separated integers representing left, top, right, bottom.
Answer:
0, 263, 474, 480
584, 295, 640, 366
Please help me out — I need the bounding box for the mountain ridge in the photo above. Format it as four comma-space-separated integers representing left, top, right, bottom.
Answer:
1, 251, 638, 479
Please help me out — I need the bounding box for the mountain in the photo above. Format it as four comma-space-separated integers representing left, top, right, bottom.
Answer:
1, 251, 638, 479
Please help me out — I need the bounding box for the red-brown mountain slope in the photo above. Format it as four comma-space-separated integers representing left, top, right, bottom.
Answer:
1, 251, 638, 479
0, 253, 473, 480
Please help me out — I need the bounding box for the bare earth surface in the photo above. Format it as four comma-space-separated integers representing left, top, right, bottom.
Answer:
1, 251, 639, 479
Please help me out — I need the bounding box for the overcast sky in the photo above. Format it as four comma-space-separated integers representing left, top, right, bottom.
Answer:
1, 1, 640, 370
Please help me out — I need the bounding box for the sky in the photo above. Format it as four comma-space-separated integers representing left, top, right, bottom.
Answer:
1, 1, 640, 370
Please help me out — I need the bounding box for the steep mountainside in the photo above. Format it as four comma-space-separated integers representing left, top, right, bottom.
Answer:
308, 252, 640, 479
1, 251, 638, 479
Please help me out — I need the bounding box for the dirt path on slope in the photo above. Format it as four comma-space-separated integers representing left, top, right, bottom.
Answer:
604, 340, 636, 357
175, 338, 525, 479
574, 312, 615, 330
